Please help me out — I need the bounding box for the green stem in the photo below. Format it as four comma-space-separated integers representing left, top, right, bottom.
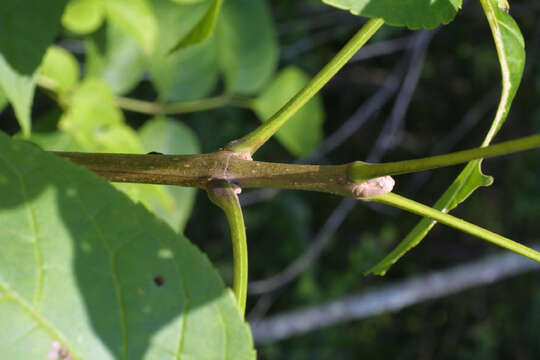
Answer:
116, 94, 254, 115
372, 193, 540, 263
227, 18, 385, 156
207, 180, 248, 316
350, 134, 540, 181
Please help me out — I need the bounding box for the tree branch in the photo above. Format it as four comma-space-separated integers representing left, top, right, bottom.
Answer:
250, 244, 540, 344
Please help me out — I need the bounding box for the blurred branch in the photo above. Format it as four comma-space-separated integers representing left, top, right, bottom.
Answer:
366, 29, 437, 162
116, 94, 254, 115
307, 57, 407, 160
248, 198, 357, 294
250, 244, 540, 344
349, 36, 414, 62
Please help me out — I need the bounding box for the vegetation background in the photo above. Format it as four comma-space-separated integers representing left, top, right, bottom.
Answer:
1, 0, 539, 358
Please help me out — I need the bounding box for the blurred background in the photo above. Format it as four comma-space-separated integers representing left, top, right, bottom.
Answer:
1, 0, 539, 358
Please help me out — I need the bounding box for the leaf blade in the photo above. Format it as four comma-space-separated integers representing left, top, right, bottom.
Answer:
169, 0, 224, 53
0, 131, 255, 359
322, 0, 462, 29
217, 0, 278, 94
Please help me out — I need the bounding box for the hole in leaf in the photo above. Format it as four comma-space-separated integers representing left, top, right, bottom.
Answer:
154, 275, 165, 286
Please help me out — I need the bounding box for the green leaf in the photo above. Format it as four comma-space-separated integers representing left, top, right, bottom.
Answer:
57, 79, 181, 231
0, 56, 35, 137
0, 0, 68, 136
147, 0, 219, 102
61, 0, 105, 35
105, 0, 157, 53
0, 131, 255, 359
217, 0, 278, 94
171, 0, 207, 3
253, 67, 324, 156
86, 24, 145, 95
59, 78, 140, 152
0, 86, 7, 112
139, 117, 201, 232
39, 46, 80, 95
25, 131, 80, 152
169, 0, 223, 53
367, 0, 526, 275
0, 0, 68, 75
322, 0, 462, 29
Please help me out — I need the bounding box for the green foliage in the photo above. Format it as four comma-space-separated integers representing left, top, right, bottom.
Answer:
0, 86, 6, 112
0, 132, 254, 359
169, 0, 224, 53
217, 0, 278, 94
0, 0, 68, 75
62, 0, 157, 52
0, 0, 67, 136
138, 117, 201, 232
62, 0, 105, 34
0, 58, 35, 137
39, 46, 80, 95
0, 0, 538, 356
85, 24, 145, 95
147, 0, 219, 102
105, 0, 157, 53
322, 0, 462, 29
254, 66, 324, 156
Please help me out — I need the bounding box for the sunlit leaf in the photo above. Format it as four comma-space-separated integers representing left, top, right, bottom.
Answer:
0, 131, 255, 359
0, 86, 7, 112
61, 0, 105, 34
0, 57, 35, 137
39, 46, 80, 94
105, 0, 157, 53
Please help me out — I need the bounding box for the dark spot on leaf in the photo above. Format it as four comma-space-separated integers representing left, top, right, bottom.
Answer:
154, 275, 165, 286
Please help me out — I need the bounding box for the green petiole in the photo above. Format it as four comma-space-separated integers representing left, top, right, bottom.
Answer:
207, 180, 248, 316
370, 192, 540, 264
227, 18, 385, 156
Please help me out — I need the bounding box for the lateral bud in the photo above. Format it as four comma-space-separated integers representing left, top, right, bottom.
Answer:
352, 176, 395, 198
